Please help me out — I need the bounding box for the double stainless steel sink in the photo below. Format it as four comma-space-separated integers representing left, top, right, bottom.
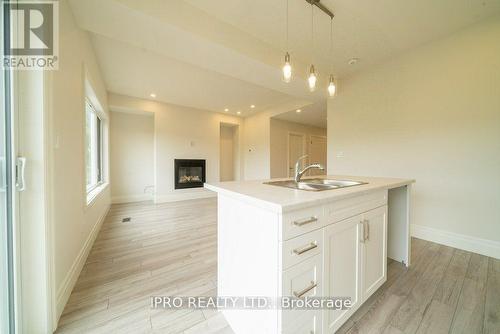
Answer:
264, 178, 367, 191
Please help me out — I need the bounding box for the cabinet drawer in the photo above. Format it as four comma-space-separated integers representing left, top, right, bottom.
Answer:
282, 205, 324, 240
324, 190, 387, 224
282, 310, 322, 334
282, 229, 323, 270
282, 255, 322, 327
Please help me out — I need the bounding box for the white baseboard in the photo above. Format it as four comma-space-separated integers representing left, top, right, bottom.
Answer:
111, 194, 153, 204
155, 188, 216, 203
411, 224, 500, 259
55, 205, 110, 321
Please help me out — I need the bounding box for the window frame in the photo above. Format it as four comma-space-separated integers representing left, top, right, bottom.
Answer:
85, 98, 104, 195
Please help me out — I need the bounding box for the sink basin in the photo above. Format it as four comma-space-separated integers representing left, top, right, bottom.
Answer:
264, 178, 367, 192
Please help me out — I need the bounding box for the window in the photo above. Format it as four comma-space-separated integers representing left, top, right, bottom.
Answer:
85, 99, 103, 193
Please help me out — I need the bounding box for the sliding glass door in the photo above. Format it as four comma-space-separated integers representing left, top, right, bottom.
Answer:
0, 68, 15, 334
1, 3, 16, 333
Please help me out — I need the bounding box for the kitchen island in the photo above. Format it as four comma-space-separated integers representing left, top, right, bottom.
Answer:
205, 175, 414, 334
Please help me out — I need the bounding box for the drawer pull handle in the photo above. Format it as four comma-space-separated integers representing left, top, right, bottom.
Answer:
293, 217, 317, 226
293, 243, 318, 255
293, 281, 317, 298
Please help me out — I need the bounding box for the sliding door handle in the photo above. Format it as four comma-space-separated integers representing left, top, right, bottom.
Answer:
16, 157, 26, 192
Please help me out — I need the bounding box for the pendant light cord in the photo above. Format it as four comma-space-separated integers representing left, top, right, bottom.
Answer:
285, 0, 289, 50
330, 17, 333, 72
311, 4, 314, 63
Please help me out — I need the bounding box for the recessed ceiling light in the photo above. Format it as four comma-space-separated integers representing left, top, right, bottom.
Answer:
237, 111, 242, 115
224, 108, 229, 112
250, 105, 255, 109
150, 93, 156, 98
348, 58, 359, 65
296, 109, 302, 113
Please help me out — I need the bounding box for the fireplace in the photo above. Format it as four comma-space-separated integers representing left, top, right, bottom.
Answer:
174, 159, 206, 189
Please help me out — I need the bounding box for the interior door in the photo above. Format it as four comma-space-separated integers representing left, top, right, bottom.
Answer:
324, 214, 363, 333
308, 135, 327, 176
288, 133, 304, 177
362, 206, 388, 300
220, 124, 235, 181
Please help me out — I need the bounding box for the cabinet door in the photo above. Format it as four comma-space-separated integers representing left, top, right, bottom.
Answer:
323, 215, 363, 333
362, 206, 388, 300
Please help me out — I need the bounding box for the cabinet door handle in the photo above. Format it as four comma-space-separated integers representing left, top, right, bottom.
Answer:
364, 219, 370, 241
293, 242, 318, 255
360, 221, 365, 243
293, 217, 317, 226
293, 281, 317, 298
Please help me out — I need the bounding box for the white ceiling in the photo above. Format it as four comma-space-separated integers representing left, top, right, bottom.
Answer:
186, 0, 500, 77
273, 102, 327, 128
90, 34, 293, 117
69, 0, 500, 117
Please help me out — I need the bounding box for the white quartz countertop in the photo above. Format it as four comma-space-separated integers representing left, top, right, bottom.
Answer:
205, 175, 414, 213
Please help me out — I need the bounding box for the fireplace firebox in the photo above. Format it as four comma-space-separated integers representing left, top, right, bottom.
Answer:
174, 159, 206, 189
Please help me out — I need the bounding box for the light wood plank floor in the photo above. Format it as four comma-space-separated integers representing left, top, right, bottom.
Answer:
56, 198, 500, 334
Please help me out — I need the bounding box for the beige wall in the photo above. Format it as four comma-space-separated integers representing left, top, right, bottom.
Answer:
243, 110, 272, 180
110, 111, 154, 202
52, 1, 111, 319
328, 17, 500, 244
270, 119, 327, 178
108, 94, 243, 202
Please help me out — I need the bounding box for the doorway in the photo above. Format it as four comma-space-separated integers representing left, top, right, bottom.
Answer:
288, 133, 305, 177
309, 135, 327, 176
269, 103, 327, 179
220, 123, 239, 182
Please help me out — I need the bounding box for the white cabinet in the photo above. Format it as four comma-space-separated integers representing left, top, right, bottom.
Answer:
362, 206, 388, 300
214, 188, 398, 334
323, 206, 388, 333
323, 215, 363, 333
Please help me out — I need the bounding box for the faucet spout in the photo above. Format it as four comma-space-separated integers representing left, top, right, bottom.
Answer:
294, 155, 325, 183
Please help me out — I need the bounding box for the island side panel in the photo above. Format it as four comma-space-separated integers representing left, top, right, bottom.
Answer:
217, 194, 281, 334
387, 185, 411, 266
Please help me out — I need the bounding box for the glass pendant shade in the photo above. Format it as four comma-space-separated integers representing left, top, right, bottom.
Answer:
328, 75, 336, 97
282, 52, 292, 83
308, 65, 317, 92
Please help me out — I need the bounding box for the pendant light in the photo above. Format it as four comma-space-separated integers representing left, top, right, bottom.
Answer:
328, 75, 336, 96
327, 17, 336, 97
282, 0, 292, 83
308, 4, 317, 92
308, 65, 317, 92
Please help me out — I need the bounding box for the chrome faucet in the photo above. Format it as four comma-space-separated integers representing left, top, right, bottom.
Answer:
294, 155, 325, 183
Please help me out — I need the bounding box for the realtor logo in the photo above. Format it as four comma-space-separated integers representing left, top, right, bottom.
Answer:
3, 0, 59, 69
